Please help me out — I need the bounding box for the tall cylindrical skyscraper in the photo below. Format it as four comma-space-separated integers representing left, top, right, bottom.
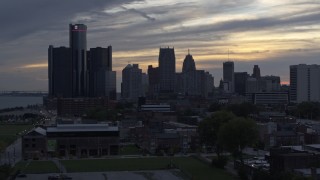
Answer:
69, 24, 87, 97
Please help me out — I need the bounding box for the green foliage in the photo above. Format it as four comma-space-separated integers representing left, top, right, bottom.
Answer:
218, 117, 258, 162
62, 157, 233, 180
294, 102, 320, 119
0, 164, 12, 179
252, 170, 271, 180
211, 156, 229, 169
237, 166, 249, 180
85, 107, 118, 121
0, 124, 33, 147
0, 140, 6, 152
119, 145, 141, 155
23, 161, 59, 174
198, 111, 235, 147
208, 103, 222, 112
225, 103, 259, 117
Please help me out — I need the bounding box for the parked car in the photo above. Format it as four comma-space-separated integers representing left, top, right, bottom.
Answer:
16, 173, 27, 178
48, 174, 72, 180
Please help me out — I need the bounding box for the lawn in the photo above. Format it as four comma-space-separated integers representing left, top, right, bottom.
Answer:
119, 145, 141, 155
15, 161, 59, 174
0, 124, 33, 146
62, 157, 233, 180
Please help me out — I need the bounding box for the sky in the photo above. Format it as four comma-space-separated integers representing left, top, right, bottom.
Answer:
0, 0, 319, 91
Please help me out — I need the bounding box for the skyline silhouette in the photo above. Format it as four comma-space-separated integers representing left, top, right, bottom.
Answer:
0, 0, 319, 91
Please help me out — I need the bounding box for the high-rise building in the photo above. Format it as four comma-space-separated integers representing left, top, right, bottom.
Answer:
246, 76, 281, 94
121, 64, 143, 102
252, 65, 261, 79
88, 46, 116, 99
159, 47, 175, 93
181, 53, 197, 95
147, 65, 160, 98
234, 72, 248, 95
141, 73, 149, 97
176, 52, 214, 98
182, 52, 196, 73
48, 46, 72, 97
69, 24, 88, 97
223, 61, 234, 92
262, 76, 281, 92
290, 64, 320, 103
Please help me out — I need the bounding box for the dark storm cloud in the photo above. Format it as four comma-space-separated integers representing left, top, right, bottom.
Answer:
0, 0, 319, 90
121, 6, 156, 21
0, 0, 140, 42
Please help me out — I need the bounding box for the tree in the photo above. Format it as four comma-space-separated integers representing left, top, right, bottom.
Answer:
198, 111, 235, 157
218, 117, 258, 163
295, 102, 320, 120
225, 103, 259, 117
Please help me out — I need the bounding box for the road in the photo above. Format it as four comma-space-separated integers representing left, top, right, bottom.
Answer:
16, 170, 184, 180
0, 138, 22, 166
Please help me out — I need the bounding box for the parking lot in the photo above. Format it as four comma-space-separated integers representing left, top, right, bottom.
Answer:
16, 170, 185, 180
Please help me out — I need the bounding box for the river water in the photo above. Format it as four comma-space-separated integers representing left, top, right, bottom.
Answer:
0, 96, 43, 109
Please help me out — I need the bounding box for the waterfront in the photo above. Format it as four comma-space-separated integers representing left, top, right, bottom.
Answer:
0, 96, 43, 109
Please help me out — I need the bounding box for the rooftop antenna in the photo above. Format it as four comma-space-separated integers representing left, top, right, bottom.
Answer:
188, 49, 190, 55
228, 49, 230, 61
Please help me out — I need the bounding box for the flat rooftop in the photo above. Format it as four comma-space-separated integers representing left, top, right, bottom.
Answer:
47, 124, 118, 133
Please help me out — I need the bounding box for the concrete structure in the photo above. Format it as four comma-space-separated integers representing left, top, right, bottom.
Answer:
69, 24, 88, 97
252, 65, 261, 79
182, 52, 196, 73
223, 61, 234, 92
248, 92, 289, 105
22, 124, 119, 159
234, 72, 248, 95
47, 124, 119, 157
48, 24, 116, 101
290, 64, 320, 103
140, 104, 171, 112
246, 76, 281, 94
176, 53, 214, 98
57, 97, 108, 116
88, 46, 116, 100
159, 47, 176, 93
22, 127, 47, 159
121, 64, 143, 102
147, 65, 160, 98
270, 146, 320, 175
48, 46, 72, 98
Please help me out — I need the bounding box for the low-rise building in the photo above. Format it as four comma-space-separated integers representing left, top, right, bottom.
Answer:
22, 123, 119, 159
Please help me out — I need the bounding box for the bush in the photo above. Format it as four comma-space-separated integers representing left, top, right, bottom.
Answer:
237, 166, 248, 180
211, 156, 228, 169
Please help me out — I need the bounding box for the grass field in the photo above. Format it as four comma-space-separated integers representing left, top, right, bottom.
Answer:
15, 161, 59, 174
62, 157, 233, 180
0, 124, 33, 146
119, 145, 141, 155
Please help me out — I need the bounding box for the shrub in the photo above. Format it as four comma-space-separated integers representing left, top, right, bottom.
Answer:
211, 156, 228, 169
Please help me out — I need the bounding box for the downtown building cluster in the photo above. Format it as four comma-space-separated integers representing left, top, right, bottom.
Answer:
47, 24, 116, 115
48, 24, 116, 100
219, 61, 287, 105
121, 48, 214, 102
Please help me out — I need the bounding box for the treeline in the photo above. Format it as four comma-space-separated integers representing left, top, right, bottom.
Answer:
288, 102, 320, 120
0, 107, 24, 113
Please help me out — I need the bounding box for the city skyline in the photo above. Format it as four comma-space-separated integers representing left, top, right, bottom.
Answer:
1, 0, 320, 91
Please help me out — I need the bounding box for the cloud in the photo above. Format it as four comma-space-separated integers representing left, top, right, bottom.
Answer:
121, 6, 156, 21
19, 63, 48, 69
0, 0, 319, 90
